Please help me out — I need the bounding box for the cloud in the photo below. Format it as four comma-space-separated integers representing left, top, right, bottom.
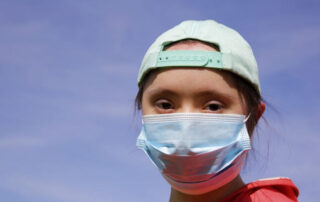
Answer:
0, 175, 118, 202
255, 24, 320, 75
0, 136, 47, 148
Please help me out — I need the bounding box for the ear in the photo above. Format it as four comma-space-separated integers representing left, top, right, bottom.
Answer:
257, 101, 266, 120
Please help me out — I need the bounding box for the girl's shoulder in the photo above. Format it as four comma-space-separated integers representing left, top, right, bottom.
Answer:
221, 177, 299, 202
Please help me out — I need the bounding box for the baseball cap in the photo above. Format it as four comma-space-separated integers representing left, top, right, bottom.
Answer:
137, 19, 260, 94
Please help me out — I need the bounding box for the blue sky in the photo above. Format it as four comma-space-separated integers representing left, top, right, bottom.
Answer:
0, 0, 319, 201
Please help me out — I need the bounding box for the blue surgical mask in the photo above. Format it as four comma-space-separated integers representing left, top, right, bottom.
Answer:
136, 113, 251, 195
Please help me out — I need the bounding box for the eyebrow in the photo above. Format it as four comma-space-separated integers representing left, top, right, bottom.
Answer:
145, 88, 235, 102
195, 90, 234, 100
146, 88, 179, 98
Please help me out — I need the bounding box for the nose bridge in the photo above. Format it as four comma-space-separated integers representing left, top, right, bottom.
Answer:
178, 98, 198, 113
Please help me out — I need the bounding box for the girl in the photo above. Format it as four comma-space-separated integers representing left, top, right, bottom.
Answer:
135, 20, 299, 202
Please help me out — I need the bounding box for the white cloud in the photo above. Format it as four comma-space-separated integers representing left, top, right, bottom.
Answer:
0, 175, 119, 202
256, 24, 320, 75
0, 136, 47, 148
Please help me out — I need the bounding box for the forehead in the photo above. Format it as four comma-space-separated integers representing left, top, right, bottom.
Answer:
143, 67, 238, 95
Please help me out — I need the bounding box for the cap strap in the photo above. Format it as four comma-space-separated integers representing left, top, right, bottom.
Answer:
156, 50, 223, 68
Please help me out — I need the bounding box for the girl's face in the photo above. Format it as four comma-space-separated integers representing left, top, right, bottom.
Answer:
141, 68, 247, 115
141, 41, 248, 116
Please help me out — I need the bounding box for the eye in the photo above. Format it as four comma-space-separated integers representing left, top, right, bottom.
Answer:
155, 99, 174, 112
204, 101, 223, 112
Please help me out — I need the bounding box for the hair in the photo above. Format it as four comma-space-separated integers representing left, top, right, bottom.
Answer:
135, 39, 263, 137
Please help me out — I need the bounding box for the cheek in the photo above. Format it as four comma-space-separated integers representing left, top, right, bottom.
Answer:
239, 97, 249, 115
224, 97, 248, 115
237, 101, 248, 115
141, 95, 154, 115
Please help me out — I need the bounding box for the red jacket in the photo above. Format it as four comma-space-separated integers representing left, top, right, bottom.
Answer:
221, 177, 299, 202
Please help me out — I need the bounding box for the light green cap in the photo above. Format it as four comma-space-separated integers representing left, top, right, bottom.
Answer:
137, 20, 260, 94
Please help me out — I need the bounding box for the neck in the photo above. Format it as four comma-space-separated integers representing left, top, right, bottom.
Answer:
169, 175, 244, 202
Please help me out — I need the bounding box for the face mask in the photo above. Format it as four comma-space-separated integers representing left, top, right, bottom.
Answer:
136, 113, 251, 195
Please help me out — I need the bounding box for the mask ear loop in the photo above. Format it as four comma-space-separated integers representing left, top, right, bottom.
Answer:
243, 113, 251, 123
